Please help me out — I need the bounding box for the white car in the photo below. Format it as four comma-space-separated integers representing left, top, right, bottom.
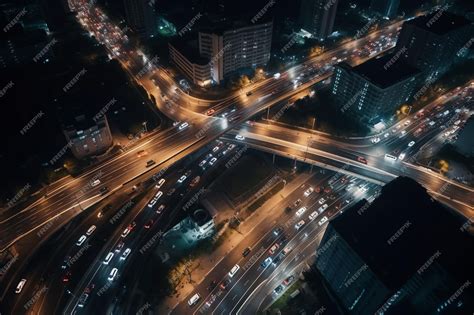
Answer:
318, 204, 328, 213
209, 157, 217, 165
228, 264, 240, 278
121, 248, 131, 260
108, 268, 118, 281
296, 207, 307, 216
155, 178, 165, 189
188, 293, 201, 307
398, 153, 406, 160
103, 252, 114, 265
404, 120, 411, 126
235, 134, 245, 140
121, 227, 130, 238
318, 197, 326, 205
212, 146, 219, 152
408, 141, 415, 147
295, 220, 305, 230
178, 122, 189, 130
86, 225, 96, 236
76, 235, 87, 246
91, 179, 101, 187
177, 175, 187, 183
383, 133, 390, 138
15, 279, 27, 294
384, 154, 397, 161
148, 198, 158, 208
400, 130, 407, 137
371, 137, 380, 143
199, 160, 207, 167
303, 187, 314, 197
308, 211, 319, 221
318, 216, 328, 226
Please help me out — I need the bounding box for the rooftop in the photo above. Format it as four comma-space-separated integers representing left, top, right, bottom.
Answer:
330, 177, 473, 290
169, 39, 210, 66
405, 10, 472, 35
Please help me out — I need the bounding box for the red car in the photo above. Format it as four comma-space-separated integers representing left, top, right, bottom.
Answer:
357, 156, 367, 164
206, 109, 215, 116
62, 271, 72, 283
144, 219, 154, 229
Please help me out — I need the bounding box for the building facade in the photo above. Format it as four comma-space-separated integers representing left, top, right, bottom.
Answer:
331, 55, 421, 123
299, 0, 338, 40
198, 21, 273, 84
123, 0, 158, 38
169, 41, 212, 86
314, 177, 474, 315
62, 113, 113, 159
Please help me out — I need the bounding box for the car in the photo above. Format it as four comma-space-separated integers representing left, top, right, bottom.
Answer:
228, 144, 236, 150
357, 156, 367, 164
408, 141, 415, 147
207, 280, 218, 292
84, 283, 95, 294
156, 204, 165, 214
97, 204, 112, 218
293, 199, 302, 207
146, 160, 156, 167
144, 219, 154, 229
295, 220, 305, 230
167, 188, 176, 196
384, 154, 397, 161
274, 285, 284, 294
324, 187, 332, 194
77, 293, 88, 307
99, 187, 108, 195
121, 248, 131, 260
178, 122, 189, 130
15, 279, 27, 294
115, 241, 124, 252
318, 204, 328, 213
398, 153, 406, 160
155, 178, 165, 189
242, 247, 251, 257
269, 243, 280, 254
400, 130, 407, 137
103, 252, 114, 265
318, 197, 326, 205
62, 271, 72, 282
220, 279, 231, 290
261, 257, 273, 268
235, 134, 245, 140
273, 227, 283, 236
190, 176, 201, 187
91, 179, 101, 187
209, 157, 217, 165
228, 264, 240, 277
206, 109, 215, 116
283, 275, 295, 286
148, 198, 158, 208
108, 268, 118, 281
296, 207, 307, 216
212, 146, 219, 153
76, 235, 87, 246
136, 149, 147, 157
318, 216, 328, 226
177, 175, 187, 183
246, 91, 252, 96
303, 187, 314, 197
188, 293, 201, 307
309, 211, 319, 221
205, 294, 217, 307
272, 253, 284, 265
370, 137, 380, 144
404, 120, 411, 126
121, 227, 130, 238
199, 160, 207, 167
384, 133, 390, 138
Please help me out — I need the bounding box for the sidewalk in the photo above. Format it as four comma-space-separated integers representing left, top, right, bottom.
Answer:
158, 172, 313, 313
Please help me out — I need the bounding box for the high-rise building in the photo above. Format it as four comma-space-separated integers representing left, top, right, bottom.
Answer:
123, 0, 158, 38
369, 0, 400, 19
198, 20, 272, 84
315, 177, 474, 315
395, 10, 473, 79
168, 40, 212, 87
299, 0, 338, 40
61, 108, 113, 159
331, 54, 421, 123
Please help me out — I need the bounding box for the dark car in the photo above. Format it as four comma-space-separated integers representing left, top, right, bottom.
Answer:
273, 227, 283, 236
274, 285, 284, 294
242, 247, 251, 257
207, 280, 217, 292
220, 279, 231, 290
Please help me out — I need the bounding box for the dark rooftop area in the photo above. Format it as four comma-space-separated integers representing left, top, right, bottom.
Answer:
169, 39, 210, 65
349, 54, 421, 88
330, 177, 473, 290
406, 10, 472, 35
